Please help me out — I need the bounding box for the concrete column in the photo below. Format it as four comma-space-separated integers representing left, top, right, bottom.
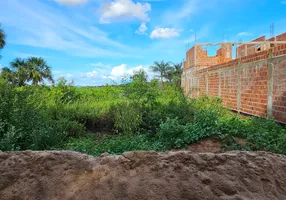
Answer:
194, 45, 196, 67
197, 77, 200, 97
218, 73, 221, 97
237, 68, 242, 113
267, 62, 274, 118
206, 74, 209, 95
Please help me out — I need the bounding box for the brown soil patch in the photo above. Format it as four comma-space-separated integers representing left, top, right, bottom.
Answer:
234, 137, 249, 147
1, 150, 286, 200
187, 139, 222, 153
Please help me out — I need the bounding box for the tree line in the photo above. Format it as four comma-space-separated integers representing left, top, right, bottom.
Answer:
1, 57, 54, 86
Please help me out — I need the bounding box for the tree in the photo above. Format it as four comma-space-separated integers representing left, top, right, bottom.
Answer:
0, 25, 6, 59
130, 69, 148, 83
0, 67, 15, 84
1, 57, 54, 86
173, 63, 183, 76
160, 62, 183, 85
26, 57, 54, 85
10, 58, 29, 86
164, 67, 175, 82
150, 61, 172, 83
125, 69, 149, 100
172, 62, 183, 87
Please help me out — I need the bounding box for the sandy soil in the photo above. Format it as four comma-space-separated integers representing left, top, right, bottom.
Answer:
0, 150, 286, 200
187, 139, 222, 153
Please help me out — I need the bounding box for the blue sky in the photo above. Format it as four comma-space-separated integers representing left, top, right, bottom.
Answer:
0, 0, 286, 86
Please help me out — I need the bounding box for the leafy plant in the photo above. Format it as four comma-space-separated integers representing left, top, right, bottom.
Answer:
157, 118, 187, 148
114, 101, 142, 135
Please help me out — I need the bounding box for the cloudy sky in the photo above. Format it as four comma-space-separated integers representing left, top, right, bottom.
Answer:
0, 0, 286, 85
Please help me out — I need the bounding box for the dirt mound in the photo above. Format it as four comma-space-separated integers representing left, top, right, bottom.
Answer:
1, 150, 286, 200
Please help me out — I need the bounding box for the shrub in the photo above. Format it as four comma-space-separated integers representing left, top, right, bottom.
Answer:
0, 80, 69, 151
157, 118, 187, 148
191, 108, 219, 137
0, 121, 20, 151
114, 101, 142, 135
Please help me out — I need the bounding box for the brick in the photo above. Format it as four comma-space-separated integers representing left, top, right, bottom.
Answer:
182, 32, 286, 123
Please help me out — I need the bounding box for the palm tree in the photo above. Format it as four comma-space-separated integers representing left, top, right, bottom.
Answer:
0, 25, 6, 59
0, 67, 15, 84
164, 68, 175, 82
26, 57, 54, 85
172, 62, 183, 87
150, 61, 172, 83
10, 58, 29, 86
173, 63, 183, 76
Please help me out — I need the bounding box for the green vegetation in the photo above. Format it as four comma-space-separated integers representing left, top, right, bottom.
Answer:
0, 24, 5, 58
150, 60, 182, 86
0, 27, 285, 156
0, 67, 285, 155
1, 57, 54, 86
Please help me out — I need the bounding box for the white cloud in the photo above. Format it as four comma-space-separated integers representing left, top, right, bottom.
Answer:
89, 62, 107, 67
99, 0, 151, 24
54, 0, 88, 6
150, 28, 180, 39
108, 64, 154, 80
66, 73, 73, 78
282, 1, 286, 5
79, 64, 141, 81
86, 70, 99, 78
109, 64, 142, 80
110, 64, 128, 79
135, 22, 148, 35
237, 32, 253, 37
0, 0, 138, 58
57, 63, 154, 86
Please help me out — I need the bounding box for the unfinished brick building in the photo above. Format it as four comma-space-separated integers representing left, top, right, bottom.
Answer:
182, 32, 286, 123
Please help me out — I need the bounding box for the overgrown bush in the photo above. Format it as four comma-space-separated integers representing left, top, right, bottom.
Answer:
0, 79, 70, 150
114, 101, 142, 135
157, 118, 187, 148
1, 74, 285, 156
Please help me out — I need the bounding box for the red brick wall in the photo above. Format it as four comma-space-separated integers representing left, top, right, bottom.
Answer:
185, 44, 234, 70
217, 44, 233, 64
199, 75, 207, 95
220, 69, 238, 110
272, 58, 286, 123
240, 63, 268, 117
196, 46, 217, 68
237, 36, 266, 58
182, 43, 286, 123
185, 47, 195, 70
208, 73, 219, 97
268, 32, 286, 42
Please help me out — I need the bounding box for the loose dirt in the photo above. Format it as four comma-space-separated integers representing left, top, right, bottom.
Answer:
187, 139, 222, 153
0, 150, 286, 200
